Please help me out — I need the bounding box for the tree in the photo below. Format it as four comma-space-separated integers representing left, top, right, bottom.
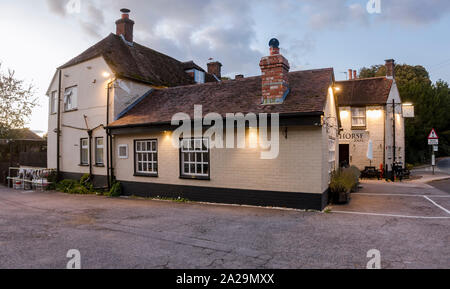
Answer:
359, 63, 450, 164
0, 63, 37, 138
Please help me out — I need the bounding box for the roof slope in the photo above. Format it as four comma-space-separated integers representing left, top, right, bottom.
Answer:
5, 129, 43, 140
59, 33, 213, 87
335, 77, 393, 106
109, 68, 334, 128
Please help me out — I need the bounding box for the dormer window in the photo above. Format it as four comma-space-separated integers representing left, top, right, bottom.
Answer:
186, 69, 205, 84
194, 70, 205, 84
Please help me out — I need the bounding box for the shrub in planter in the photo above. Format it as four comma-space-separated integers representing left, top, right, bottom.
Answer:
330, 167, 361, 204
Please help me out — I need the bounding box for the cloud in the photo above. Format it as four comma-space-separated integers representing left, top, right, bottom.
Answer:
46, 0, 67, 16
44, 0, 262, 76
44, 0, 450, 78
380, 0, 450, 25
302, 0, 368, 29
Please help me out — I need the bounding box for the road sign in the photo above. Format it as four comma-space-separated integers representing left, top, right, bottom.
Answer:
428, 128, 439, 139
433, 145, 439, 152
428, 139, 439, 145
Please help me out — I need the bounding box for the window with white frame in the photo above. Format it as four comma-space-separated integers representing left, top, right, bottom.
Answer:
64, 86, 78, 111
351, 107, 366, 127
80, 138, 89, 165
135, 140, 158, 175
118, 144, 129, 159
50, 91, 58, 114
95, 137, 104, 165
180, 138, 210, 179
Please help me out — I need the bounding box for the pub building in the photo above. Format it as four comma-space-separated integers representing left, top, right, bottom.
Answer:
335, 60, 406, 177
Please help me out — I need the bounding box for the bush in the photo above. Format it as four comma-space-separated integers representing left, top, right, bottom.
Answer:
108, 182, 122, 197
56, 179, 79, 193
69, 185, 90, 195
56, 178, 92, 195
80, 174, 93, 191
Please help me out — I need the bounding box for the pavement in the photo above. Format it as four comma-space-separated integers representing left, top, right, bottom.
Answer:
0, 175, 449, 269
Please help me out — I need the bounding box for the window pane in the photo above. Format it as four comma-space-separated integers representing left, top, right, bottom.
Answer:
96, 148, 104, 164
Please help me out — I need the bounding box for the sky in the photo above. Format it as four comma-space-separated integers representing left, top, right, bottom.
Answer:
0, 0, 449, 134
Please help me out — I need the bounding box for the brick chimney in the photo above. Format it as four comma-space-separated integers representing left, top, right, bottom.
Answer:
207, 61, 222, 79
259, 38, 290, 104
348, 69, 353, 80
116, 9, 135, 43
385, 59, 395, 79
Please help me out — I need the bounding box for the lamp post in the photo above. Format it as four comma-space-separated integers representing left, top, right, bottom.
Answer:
388, 101, 414, 181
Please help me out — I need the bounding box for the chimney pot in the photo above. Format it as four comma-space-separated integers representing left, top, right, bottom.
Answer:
207, 61, 222, 79
353, 70, 357, 80
116, 8, 135, 43
348, 69, 353, 80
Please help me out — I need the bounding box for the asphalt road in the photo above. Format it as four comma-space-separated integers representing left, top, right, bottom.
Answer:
0, 180, 449, 269
429, 178, 450, 194
438, 157, 450, 174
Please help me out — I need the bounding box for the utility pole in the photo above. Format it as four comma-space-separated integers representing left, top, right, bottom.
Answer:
391, 99, 396, 182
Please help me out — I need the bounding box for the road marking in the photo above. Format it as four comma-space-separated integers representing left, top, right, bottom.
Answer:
352, 193, 450, 198
332, 210, 450, 220
423, 196, 450, 215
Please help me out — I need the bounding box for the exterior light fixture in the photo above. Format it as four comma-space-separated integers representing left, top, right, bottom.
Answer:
340, 110, 349, 119
367, 109, 382, 118
102, 72, 111, 78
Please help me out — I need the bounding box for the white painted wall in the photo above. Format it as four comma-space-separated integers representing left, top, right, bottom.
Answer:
47, 56, 153, 176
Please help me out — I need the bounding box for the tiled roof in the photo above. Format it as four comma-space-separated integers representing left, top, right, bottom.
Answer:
335, 77, 393, 106
6, 129, 43, 140
59, 33, 215, 87
109, 68, 334, 127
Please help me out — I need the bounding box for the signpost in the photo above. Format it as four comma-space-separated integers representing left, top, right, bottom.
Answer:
428, 129, 439, 175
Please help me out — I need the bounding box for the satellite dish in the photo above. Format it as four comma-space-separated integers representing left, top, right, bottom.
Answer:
269, 38, 280, 48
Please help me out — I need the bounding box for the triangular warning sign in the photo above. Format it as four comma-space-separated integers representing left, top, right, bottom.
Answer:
428, 128, 439, 139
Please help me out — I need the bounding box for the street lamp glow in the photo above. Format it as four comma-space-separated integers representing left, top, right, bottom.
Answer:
102, 72, 111, 78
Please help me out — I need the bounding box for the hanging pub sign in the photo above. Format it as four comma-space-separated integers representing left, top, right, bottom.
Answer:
402, 103, 415, 118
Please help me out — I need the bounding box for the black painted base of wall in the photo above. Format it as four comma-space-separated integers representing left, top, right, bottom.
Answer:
60, 172, 329, 210
120, 181, 329, 211
60, 172, 108, 188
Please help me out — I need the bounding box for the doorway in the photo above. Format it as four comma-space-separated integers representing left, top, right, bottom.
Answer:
339, 144, 350, 167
